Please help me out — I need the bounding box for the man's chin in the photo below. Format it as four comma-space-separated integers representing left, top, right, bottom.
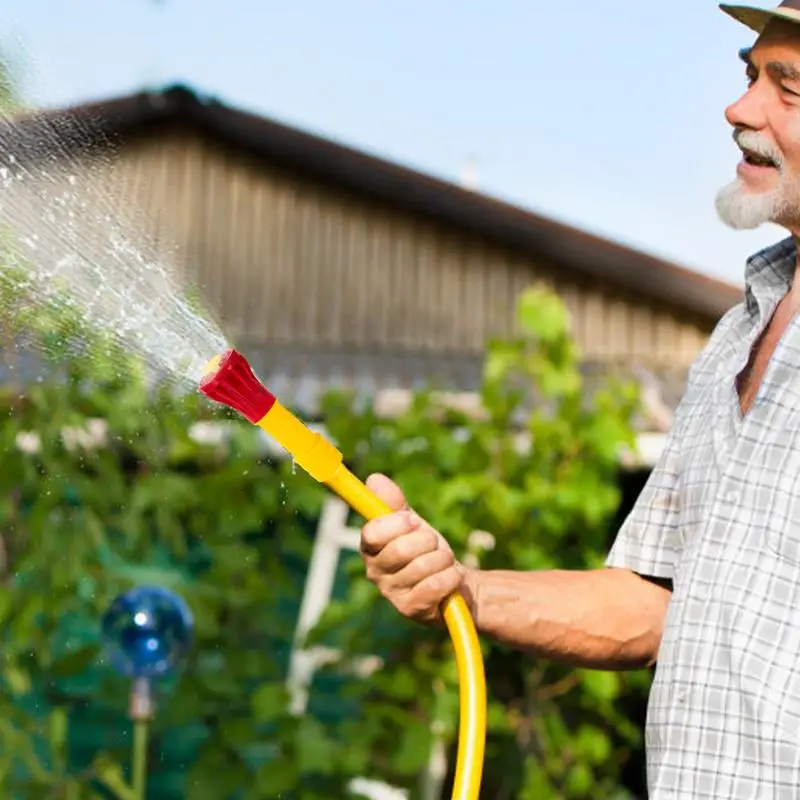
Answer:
717, 212, 766, 231
715, 179, 776, 230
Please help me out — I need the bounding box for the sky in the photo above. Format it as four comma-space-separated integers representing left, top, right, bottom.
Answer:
0, 0, 789, 287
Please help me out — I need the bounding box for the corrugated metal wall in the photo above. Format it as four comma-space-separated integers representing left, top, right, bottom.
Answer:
11, 123, 715, 381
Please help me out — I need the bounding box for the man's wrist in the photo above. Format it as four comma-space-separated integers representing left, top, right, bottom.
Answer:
458, 563, 481, 627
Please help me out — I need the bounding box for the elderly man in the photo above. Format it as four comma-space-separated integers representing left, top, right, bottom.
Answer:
358, 2, 800, 797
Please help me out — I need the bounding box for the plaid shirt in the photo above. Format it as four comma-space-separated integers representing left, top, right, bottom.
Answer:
606, 236, 800, 799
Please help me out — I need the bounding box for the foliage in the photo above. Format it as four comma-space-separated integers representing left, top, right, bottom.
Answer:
0, 266, 652, 798
0, 271, 328, 798
309, 285, 651, 798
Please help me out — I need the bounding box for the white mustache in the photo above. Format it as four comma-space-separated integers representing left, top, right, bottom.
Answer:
733, 128, 784, 168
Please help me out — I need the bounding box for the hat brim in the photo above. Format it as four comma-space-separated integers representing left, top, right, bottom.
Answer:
720, 4, 800, 34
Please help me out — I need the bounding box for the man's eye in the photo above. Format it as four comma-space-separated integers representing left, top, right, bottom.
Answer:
746, 72, 757, 87
784, 85, 800, 97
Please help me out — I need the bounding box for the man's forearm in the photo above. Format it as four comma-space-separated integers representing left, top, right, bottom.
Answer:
462, 566, 670, 670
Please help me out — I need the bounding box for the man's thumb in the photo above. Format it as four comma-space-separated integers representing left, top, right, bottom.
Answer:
365, 473, 408, 512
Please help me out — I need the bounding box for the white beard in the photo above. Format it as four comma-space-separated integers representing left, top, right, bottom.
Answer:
715, 174, 800, 230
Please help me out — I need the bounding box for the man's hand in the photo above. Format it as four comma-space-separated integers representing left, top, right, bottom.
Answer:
360, 473, 467, 626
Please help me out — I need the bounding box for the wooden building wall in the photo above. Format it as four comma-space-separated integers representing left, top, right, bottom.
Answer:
13, 123, 715, 374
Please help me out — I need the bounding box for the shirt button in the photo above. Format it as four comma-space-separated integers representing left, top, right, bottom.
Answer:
724, 490, 738, 503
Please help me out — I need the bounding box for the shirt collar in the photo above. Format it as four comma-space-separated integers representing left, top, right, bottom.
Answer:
744, 236, 797, 319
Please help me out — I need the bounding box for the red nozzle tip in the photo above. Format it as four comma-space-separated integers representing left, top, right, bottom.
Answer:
198, 349, 276, 424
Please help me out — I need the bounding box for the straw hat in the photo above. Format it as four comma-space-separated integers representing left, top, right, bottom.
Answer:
720, 0, 800, 33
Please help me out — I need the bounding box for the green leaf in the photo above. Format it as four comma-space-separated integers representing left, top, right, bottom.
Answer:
518, 286, 571, 343
4, 665, 31, 696
566, 762, 594, 796
254, 757, 299, 796
388, 665, 418, 701
574, 724, 612, 764
390, 719, 433, 775
520, 758, 555, 799
49, 645, 99, 678
186, 742, 251, 800
251, 681, 288, 722
219, 718, 255, 748
0, 588, 12, 624
484, 342, 520, 385
294, 718, 336, 774
580, 669, 621, 702
94, 756, 137, 800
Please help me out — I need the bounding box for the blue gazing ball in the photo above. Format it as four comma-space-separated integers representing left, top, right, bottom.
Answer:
101, 586, 194, 679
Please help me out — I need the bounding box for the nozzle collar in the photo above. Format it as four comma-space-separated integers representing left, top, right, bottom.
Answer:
198, 349, 276, 423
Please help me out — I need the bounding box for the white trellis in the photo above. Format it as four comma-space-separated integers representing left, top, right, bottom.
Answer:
286, 496, 411, 799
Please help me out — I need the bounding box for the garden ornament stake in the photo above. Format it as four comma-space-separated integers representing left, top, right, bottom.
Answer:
199, 348, 487, 800
101, 586, 195, 800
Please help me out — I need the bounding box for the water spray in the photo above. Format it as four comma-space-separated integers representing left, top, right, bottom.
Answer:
199, 348, 486, 800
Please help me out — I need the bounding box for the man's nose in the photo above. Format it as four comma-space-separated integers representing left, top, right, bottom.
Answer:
725, 85, 768, 131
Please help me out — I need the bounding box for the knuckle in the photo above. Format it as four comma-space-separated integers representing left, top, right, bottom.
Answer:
436, 548, 455, 568
404, 591, 433, 620
390, 534, 418, 563
360, 524, 378, 549
419, 549, 449, 578
446, 566, 464, 591
395, 596, 414, 617
399, 529, 437, 558
423, 530, 439, 551
429, 566, 460, 596
362, 515, 396, 552
425, 571, 446, 595
380, 513, 407, 539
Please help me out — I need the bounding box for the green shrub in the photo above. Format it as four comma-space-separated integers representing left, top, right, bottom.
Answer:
309, 285, 650, 798
0, 280, 650, 799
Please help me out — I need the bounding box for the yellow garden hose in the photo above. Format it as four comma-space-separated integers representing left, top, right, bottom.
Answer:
199, 349, 486, 799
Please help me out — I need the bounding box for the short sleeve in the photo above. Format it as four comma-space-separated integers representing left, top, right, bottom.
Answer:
605, 416, 683, 581
605, 301, 745, 581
